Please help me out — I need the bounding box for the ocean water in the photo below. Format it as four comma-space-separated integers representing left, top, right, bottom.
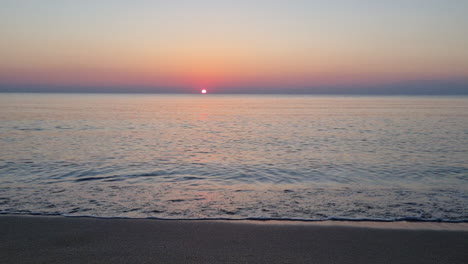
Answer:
0, 93, 467, 222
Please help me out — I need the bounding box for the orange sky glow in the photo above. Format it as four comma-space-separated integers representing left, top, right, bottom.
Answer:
1, 1, 467, 93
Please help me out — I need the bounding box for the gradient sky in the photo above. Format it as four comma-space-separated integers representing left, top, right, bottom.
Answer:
1, 0, 468, 93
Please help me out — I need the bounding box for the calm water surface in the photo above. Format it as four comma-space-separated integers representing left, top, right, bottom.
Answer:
0, 94, 467, 221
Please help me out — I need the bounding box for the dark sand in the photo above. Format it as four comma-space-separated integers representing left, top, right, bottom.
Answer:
0, 215, 467, 264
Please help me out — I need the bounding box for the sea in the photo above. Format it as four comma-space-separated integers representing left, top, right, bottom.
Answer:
0, 93, 467, 222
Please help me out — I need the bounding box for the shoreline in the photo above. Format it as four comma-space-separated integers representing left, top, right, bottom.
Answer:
1, 215, 467, 263
2, 213, 468, 231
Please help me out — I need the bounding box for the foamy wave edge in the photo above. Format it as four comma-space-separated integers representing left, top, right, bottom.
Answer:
1, 211, 467, 223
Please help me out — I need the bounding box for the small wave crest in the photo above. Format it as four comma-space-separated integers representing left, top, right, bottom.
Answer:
1, 211, 467, 224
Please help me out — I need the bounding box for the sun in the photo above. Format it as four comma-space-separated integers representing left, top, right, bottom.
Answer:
201, 89, 207, 94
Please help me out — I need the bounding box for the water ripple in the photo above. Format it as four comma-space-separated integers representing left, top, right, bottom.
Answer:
0, 94, 467, 221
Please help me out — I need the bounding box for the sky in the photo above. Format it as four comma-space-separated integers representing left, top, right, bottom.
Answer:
1, 0, 467, 94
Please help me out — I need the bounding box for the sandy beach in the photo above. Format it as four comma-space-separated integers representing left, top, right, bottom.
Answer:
0, 215, 466, 264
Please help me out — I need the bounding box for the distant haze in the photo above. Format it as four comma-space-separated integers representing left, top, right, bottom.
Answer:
1, 80, 467, 95
1, 0, 467, 94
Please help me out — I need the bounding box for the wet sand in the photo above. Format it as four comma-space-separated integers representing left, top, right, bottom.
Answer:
0, 215, 467, 264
